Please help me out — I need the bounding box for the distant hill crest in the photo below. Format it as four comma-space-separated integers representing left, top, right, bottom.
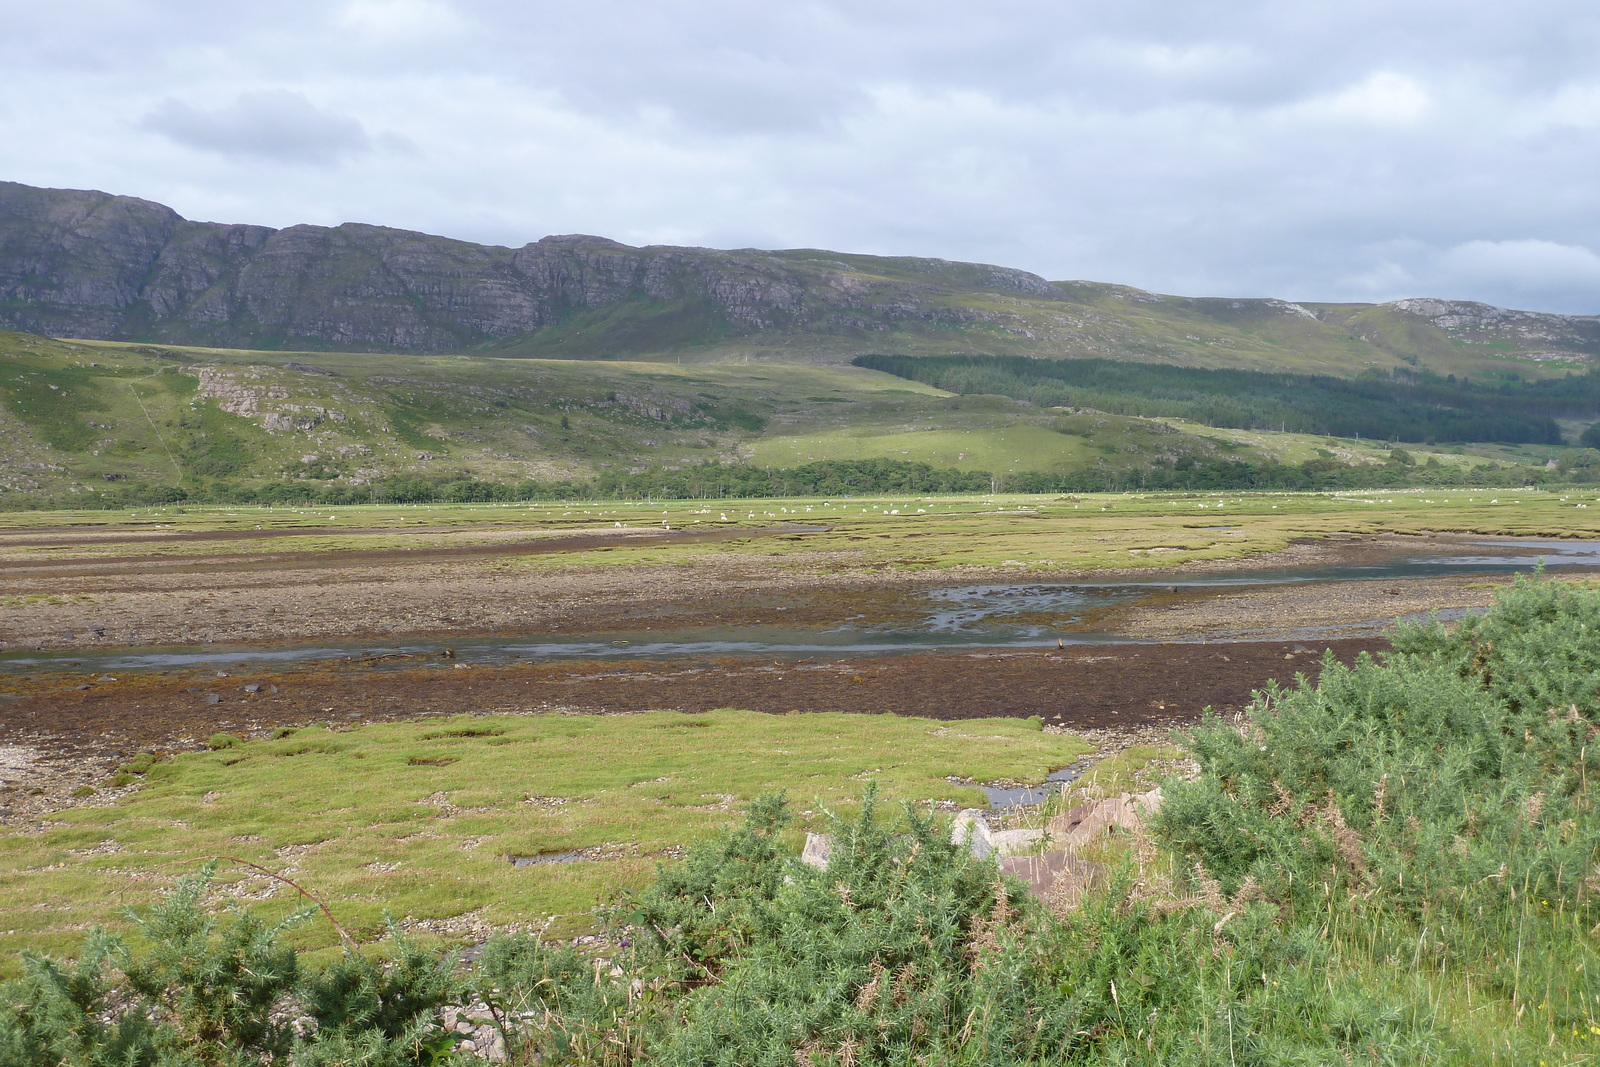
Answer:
0, 180, 1595, 376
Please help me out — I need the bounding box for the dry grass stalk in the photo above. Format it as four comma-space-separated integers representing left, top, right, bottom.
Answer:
1228, 875, 1265, 910
794, 1039, 825, 1066
1268, 779, 1297, 818
965, 881, 1014, 969
890, 962, 917, 1007
1315, 792, 1368, 874
1193, 862, 1227, 912
853, 960, 886, 1013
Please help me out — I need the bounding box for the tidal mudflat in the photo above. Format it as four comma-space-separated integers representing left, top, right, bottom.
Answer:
4, 492, 1596, 817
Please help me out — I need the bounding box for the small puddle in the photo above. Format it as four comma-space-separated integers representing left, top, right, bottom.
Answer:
508, 851, 587, 867
983, 765, 1086, 808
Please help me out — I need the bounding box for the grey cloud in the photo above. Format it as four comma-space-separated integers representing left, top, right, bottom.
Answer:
1322, 240, 1600, 317
634, 67, 861, 136
140, 90, 371, 164
1423, 240, 1600, 314
7, 0, 1600, 313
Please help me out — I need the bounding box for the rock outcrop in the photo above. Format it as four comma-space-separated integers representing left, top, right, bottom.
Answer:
800, 789, 1162, 906
1045, 788, 1163, 852
0, 181, 1061, 355
1387, 297, 1600, 353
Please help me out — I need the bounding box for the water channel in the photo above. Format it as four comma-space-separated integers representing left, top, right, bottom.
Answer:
5, 537, 1597, 679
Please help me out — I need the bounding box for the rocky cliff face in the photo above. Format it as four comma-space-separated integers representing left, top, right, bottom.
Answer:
2, 181, 1597, 372
0, 182, 1061, 354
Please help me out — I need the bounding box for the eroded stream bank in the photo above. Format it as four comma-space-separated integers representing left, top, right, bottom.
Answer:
0, 638, 1385, 824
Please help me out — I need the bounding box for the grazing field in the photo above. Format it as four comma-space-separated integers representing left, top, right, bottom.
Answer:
5, 487, 1599, 570
4, 488, 1599, 666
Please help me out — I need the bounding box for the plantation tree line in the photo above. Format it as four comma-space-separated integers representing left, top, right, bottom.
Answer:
0, 460, 990, 510
853, 353, 1600, 445
6, 576, 1599, 1063
1003, 447, 1600, 492
9, 449, 1600, 510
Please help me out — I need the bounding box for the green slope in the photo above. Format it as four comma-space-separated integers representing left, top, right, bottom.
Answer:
4, 330, 1557, 504
483, 281, 1600, 380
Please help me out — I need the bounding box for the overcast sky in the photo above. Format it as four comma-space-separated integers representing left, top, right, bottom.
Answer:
5, 0, 1600, 312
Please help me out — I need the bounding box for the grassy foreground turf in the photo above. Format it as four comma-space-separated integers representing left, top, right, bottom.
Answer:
0, 709, 1086, 971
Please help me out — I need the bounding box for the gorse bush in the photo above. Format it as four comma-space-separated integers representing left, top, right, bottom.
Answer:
6, 575, 1600, 1062
294, 931, 459, 1067
471, 937, 640, 1065
646, 788, 1018, 1065
627, 791, 795, 974
635, 793, 1419, 1066
0, 864, 458, 1067
1158, 571, 1600, 1057
118, 865, 304, 1062
468, 789, 1438, 1065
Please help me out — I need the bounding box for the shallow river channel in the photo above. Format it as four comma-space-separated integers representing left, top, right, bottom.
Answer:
4, 537, 1597, 679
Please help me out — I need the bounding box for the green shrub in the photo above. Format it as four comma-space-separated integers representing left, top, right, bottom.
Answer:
1157, 572, 1600, 1053
0, 865, 458, 1067
295, 922, 459, 1067
0, 931, 161, 1067
473, 936, 640, 1064
627, 790, 795, 975
120, 753, 157, 775
207, 733, 242, 751
118, 863, 304, 1062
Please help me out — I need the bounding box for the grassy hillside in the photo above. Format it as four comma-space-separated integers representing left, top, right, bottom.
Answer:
1, 329, 1581, 504
0, 331, 947, 496
856, 353, 1600, 444
0, 331, 1295, 499
485, 279, 1600, 380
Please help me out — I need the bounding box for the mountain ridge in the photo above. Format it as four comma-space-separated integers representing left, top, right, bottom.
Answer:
2, 180, 1597, 377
